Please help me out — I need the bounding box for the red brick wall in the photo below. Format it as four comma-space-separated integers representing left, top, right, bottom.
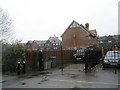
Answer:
32, 42, 38, 51
62, 27, 98, 50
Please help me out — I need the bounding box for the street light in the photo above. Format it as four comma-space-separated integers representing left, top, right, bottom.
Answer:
17, 61, 20, 75
18, 61, 20, 64
22, 61, 26, 74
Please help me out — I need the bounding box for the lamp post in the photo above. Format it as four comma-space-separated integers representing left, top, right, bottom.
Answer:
17, 61, 20, 75
22, 61, 26, 74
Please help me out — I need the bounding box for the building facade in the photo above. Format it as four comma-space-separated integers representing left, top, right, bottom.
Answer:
61, 20, 98, 50
98, 35, 120, 49
26, 36, 61, 51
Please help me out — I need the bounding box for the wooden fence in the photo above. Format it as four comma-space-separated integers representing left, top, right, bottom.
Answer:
102, 48, 120, 57
25, 50, 76, 70
42, 50, 76, 65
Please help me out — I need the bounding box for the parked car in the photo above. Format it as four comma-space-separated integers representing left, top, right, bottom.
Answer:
73, 48, 86, 63
103, 51, 120, 68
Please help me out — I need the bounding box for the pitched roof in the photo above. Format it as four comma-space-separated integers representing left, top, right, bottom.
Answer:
48, 36, 61, 44
34, 40, 47, 45
27, 40, 33, 44
17, 43, 26, 46
89, 29, 97, 35
61, 20, 96, 37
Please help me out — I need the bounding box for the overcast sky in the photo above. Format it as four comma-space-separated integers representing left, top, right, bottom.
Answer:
0, 0, 119, 42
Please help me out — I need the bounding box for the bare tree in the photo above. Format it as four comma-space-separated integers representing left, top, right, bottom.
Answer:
0, 8, 14, 44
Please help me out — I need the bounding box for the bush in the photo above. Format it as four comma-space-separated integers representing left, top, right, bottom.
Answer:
2, 44, 25, 72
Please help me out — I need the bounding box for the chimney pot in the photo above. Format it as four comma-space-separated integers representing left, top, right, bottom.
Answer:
85, 23, 89, 30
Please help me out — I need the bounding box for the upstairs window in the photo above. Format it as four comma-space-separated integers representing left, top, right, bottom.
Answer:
70, 22, 80, 28
108, 40, 112, 43
47, 44, 50, 46
53, 43, 56, 46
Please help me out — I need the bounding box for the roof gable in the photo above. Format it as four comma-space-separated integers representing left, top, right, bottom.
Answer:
68, 20, 80, 28
48, 36, 61, 44
61, 20, 96, 37
32, 40, 47, 45
37, 40, 47, 45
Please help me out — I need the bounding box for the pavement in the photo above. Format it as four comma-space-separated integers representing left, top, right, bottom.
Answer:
1, 64, 120, 89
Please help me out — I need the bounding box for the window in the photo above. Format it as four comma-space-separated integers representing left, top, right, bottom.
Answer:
72, 22, 76, 27
106, 51, 120, 57
100, 41, 103, 43
54, 47, 58, 50
41, 44, 44, 46
53, 43, 56, 46
108, 40, 112, 43
27, 44, 31, 48
70, 22, 80, 28
47, 48, 50, 50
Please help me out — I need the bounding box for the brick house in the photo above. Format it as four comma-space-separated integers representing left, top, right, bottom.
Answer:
98, 35, 120, 49
39, 36, 61, 51
17, 43, 26, 47
61, 20, 98, 50
26, 36, 61, 51
38, 40, 47, 51
48, 36, 61, 50
26, 40, 44, 51
26, 40, 33, 51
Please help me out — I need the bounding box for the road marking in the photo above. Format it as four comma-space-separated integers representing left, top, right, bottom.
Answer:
48, 78, 120, 86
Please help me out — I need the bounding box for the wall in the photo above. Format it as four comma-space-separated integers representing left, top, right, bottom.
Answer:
62, 27, 97, 50
25, 50, 76, 70
42, 50, 76, 66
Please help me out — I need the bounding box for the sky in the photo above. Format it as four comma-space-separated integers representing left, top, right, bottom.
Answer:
0, 0, 119, 43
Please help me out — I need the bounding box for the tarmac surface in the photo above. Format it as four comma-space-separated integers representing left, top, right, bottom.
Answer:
1, 64, 120, 89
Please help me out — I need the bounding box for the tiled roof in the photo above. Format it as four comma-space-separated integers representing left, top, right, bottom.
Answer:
17, 43, 26, 46
89, 29, 97, 35
27, 40, 32, 44
61, 20, 96, 37
48, 36, 61, 44
34, 40, 47, 45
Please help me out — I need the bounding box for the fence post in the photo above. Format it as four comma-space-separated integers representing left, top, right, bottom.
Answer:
102, 47, 104, 57
85, 49, 89, 73
38, 51, 43, 71
61, 45, 63, 72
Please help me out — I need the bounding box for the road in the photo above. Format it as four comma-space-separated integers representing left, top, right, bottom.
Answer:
2, 64, 120, 89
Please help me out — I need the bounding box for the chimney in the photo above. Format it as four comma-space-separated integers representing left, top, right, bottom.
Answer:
85, 23, 89, 30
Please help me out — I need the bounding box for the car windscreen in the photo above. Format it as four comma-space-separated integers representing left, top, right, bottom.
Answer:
76, 49, 85, 55
106, 51, 120, 57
